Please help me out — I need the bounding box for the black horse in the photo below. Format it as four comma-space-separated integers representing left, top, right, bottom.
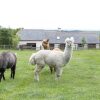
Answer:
0, 52, 17, 82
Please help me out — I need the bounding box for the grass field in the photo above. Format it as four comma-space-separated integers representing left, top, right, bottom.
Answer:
0, 49, 100, 100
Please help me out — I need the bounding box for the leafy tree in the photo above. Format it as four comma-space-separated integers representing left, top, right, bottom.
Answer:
0, 27, 19, 48
81, 37, 86, 47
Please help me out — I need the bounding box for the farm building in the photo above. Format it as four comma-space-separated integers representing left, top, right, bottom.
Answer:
18, 29, 100, 50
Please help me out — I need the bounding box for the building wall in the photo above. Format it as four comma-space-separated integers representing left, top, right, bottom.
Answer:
18, 40, 42, 50
18, 41, 99, 50
96, 44, 99, 49
36, 42, 42, 50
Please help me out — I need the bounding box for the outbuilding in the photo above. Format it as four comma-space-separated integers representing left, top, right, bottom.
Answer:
18, 29, 100, 50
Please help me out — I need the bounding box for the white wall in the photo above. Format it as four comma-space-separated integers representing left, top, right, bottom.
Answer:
96, 44, 99, 49
36, 42, 42, 50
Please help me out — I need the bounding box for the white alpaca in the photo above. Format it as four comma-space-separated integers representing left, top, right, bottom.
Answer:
29, 37, 74, 81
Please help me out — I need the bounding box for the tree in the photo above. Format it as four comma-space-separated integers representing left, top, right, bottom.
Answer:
0, 27, 19, 48
81, 37, 86, 47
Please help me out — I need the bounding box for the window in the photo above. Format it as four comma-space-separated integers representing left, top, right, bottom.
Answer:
57, 36, 60, 40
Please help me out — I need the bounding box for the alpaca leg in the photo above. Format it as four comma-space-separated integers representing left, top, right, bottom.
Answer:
11, 65, 16, 79
55, 67, 63, 80
34, 64, 44, 81
49, 66, 53, 74
49, 66, 56, 74
54, 67, 56, 73
3, 74, 5, 80
0, 69, 5, 82
0, 72, 2, 82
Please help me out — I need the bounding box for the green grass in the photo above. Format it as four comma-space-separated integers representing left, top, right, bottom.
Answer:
0, 49, 100, 100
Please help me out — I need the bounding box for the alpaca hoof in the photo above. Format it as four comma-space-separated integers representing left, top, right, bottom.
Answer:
34, 77, 39, 82
34, 79, 39, 82
55, 75, 60, 81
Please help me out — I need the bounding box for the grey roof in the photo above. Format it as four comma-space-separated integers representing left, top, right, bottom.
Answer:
18, 29, 100, 44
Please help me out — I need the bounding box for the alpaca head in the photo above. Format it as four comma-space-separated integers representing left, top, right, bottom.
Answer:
42, 38, 50, 49
65, 37, 74, 48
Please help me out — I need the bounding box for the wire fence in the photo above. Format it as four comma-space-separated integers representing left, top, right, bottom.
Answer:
0, 45, 16, 49
0, 45, 39, 50
0, 45, 99, 50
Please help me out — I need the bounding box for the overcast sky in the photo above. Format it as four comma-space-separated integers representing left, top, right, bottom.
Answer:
0, 0, 100, 30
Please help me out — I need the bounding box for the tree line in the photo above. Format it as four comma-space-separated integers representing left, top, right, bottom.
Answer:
0, 26, 20, 48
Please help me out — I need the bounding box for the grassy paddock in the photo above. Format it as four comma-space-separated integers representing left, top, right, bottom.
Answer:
0, 49, 100, 100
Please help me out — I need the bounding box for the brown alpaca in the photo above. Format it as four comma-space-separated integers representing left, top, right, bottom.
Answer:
42, 39, 50, 50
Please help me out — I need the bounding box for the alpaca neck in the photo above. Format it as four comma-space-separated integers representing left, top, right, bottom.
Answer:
63, 46, 73, 63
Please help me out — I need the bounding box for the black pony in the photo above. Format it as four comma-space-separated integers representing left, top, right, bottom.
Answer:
0, 52, 17, 82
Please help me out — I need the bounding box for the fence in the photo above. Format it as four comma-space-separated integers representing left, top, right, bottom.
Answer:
0, 45, 16, 49
0, 45, 99, 50
0, 45, 38, 50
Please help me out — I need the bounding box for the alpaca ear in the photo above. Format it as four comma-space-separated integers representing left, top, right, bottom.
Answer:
65, 38, 69, 42
70, 37, 74, 42
47, 39, 49, 42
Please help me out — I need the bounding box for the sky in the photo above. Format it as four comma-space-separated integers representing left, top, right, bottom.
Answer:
0, 0, 100, 30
